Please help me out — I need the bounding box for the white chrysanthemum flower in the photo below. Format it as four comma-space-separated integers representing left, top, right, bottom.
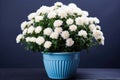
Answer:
44, 41, 52, 49
26, 37, 36, 42
57, 9, 67, 18
81, 11, 89, 16
21, 21, 28, 30
88, 17, 94, 24
69, 25, 77, 31
35, 26, 42, 33
96, 36, 105, 45
22, 28, 28, 35
28, 20, 34, 26
93, 30, 103, 39
101, 39, 104, 45
28, 12, 36, 20
54, 20, 63, 27
89, 24, 96, 31
54, 27, 63, 34
61, 31, 70, 39
25, 37, 36, 43
96, 25, 101, 30
82, 16, 89, 25
36, 9, 41, 15
100, 36, 105, 45
66, 38, 74, 47
27, 26, 35, 34
36, 36, 45, 45
31, 37, 36, 42
16, 34, 24, 43
54, 2, 63, 7
66, 18, 74, 25
48, 11, 57, 19
75, 16, 89, 25
25, 37, 30, 42
43, 28, 53, 36
35, 16, 43, 22
89, 17, 100, 24
36, 6, 50, 14
75, 17, 84, 25
74, 9, 82, 15
68, 3, 77, 9
63, 6, 74, 15
93, 17, 100, 24
50, 32, 59, 39
78, 30, 87, 38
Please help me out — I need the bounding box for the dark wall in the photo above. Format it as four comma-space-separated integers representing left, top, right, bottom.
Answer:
0, 0, 120, 68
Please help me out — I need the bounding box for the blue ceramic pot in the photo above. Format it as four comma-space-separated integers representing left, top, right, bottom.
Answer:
43, 52, 80, 79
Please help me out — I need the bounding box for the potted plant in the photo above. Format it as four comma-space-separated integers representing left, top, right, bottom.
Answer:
16, 2, 105, 79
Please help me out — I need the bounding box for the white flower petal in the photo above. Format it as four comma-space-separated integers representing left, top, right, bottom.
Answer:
36, 36, 45, 45
54, 2, 63, 7
54, 20, 63, 27
93, 30, 103, 39
16, 34, 24, 43
27, 26, 35, 34
21, 21, 28, 30
22, 28, 28, 35
54, 27, 63, 34
96, 25, 101, 30
35, 16, 43, 22
66, 18, 74, 25
28, 12, 36, 20
48, 11, 57, 19
78, 30, 87, 38
61, 31, 70, 39
35, 26, 42, 33
89, 24, 96, 31
50, 32, 59, 39
43, 28, 53, 36
44, 41, 52, 48
66, 38, 74, 47
69, 25, 77, 31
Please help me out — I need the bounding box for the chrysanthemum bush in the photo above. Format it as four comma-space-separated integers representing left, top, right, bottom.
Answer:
16, 2, 105, 52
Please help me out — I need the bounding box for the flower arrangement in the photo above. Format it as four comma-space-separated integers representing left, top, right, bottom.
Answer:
16, 2, 105, 52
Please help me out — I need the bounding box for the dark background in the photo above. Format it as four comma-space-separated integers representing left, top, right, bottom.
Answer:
0, 0, 120, 68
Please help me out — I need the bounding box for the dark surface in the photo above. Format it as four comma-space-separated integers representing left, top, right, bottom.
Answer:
0, 68, 120, 80
0, 0, 120, 68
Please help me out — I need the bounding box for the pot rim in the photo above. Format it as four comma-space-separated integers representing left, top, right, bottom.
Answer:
41, 52, 80, 54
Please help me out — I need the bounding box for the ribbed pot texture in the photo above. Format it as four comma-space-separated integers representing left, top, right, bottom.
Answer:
43, 52, 80, 79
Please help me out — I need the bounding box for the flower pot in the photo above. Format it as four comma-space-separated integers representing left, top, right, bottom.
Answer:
42, 52, 80, 79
